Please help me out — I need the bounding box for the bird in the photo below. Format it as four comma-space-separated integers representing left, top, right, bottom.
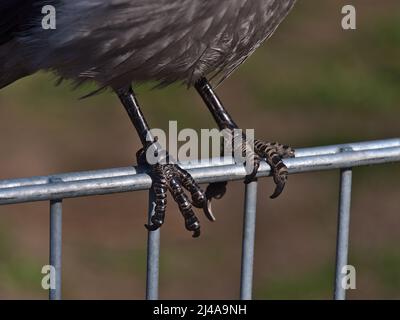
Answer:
0, 0, 297, 237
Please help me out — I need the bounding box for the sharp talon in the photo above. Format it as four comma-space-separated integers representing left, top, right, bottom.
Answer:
244, 171, 257, 184
203, 200, 216, 222
270, 178, 286, 199
244, 172, 257, 184
145, 223, 160, 231
244, 156, 260, 184
270, 185, 284, 199
143, 151, 216, 237
201, 182, 226, 221
192, 229, 201, 238
253, 139, 293, 198
186, 219, 201, 237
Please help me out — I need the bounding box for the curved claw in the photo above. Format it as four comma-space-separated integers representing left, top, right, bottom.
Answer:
144, 212, 164, 231
202, 182, 227, 221
192, 229, 201, 238
270, 181, 285, 199
252, 139, 293, 199
244, 160, 260, 184
145, 223, 161, 232
203, 199, 216, 222
185, 219, 201, 238
270, 171, 288, 199
145, 212, 165, 231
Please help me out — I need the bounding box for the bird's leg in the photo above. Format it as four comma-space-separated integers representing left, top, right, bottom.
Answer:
117, 86, 210, 237
195, 77, 295, 202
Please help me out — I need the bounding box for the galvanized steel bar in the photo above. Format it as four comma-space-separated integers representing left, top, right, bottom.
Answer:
0, 145, 398, 205
0, 138, 397, 190
334, 167, 353, 300
240, 180, 258, 300
49, 198, 62, 300
146, 190, 160, 300
0, 138, 398, 189
0, 137, 396, 301
296, 138, 400, 158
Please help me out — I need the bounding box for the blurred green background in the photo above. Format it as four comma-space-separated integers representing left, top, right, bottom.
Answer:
0, 0, 399, 299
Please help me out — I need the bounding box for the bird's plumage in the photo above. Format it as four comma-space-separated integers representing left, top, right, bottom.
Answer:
0, 0, 41, 45
0, 0, 296, 90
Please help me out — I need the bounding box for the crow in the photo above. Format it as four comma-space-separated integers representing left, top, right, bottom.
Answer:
0, 0, 296, 237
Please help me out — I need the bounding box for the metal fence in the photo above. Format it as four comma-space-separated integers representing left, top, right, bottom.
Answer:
0, 138, 399, 300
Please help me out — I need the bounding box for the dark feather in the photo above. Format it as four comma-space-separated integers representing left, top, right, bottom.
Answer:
0, 0, 44, 45
0, 0, 297, 91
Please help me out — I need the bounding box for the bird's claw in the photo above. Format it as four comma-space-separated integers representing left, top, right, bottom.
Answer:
270, 170, 288, 199
244, 159, 260, 184
202, 182, 227, 222
141, 138, 295, 236
141, 145, 212, 237
145, 223, 161, 232
185, 217, 201, 238
253, 140, 295, 199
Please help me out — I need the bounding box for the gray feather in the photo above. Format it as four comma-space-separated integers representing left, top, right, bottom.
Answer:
0, 0, 296, 90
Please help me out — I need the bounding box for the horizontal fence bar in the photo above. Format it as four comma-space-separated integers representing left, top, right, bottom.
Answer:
295, 138, 400, 158
0, 139, 399, 205
0, 138, 398, 190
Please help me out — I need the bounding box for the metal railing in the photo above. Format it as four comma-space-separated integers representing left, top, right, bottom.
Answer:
0, 138, 399, 300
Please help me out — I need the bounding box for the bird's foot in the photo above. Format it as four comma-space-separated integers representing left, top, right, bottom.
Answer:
137, 145, 212, 238
204, 132, 295, 208
252, 139, 295, 198
226, 129, 295, 198
205, 130, 295, 221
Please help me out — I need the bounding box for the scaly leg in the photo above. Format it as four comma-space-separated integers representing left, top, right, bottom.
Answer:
195, 77, 295, 206
117, 86, 212, 237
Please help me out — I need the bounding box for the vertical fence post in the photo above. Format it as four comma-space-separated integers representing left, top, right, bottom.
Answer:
146, 189, 160, 300
240, 180, 258, 300
334, 167, 353, 300
49, 198, 62, 300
